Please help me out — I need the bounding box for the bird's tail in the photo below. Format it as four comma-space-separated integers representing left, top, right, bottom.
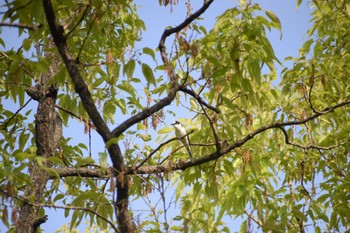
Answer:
185, 146, 194, 161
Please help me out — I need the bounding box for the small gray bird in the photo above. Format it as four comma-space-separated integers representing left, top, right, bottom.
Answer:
171, 121, 193, 160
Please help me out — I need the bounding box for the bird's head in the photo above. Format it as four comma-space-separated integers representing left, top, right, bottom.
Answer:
171, 121, 181, 126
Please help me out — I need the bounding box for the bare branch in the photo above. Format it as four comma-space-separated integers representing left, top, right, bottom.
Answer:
0, 22, 41, 30
66, 3, 91, 38
1, 190, 119, 233
158, 0, 214, 80
199, 100, 221, 151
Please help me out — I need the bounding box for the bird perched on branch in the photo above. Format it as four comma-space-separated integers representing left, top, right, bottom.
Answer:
171, 121, 193, 161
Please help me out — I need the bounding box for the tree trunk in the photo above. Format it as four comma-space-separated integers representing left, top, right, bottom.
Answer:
16, 41, 62, 233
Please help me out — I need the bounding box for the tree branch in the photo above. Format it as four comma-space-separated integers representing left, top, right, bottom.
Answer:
54, 166, 113, 178
42, 1, 133, 231
0, 22, 42, 30
42, 0, 111, 142
53, 100, 350, 176
110, 82, 180, 138
0, 98, 32, 130
111, 0, 214, 138
179, 86, 220, 113
1, 190, 119, 233
135, 137, 178, 170
127, 99, 350, 174
278, 126, 348, 150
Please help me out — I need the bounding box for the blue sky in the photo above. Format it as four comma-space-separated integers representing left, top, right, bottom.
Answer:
0, 0, 312, 232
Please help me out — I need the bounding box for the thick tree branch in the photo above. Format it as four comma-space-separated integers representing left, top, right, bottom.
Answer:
54, 101, 350, 177
54, 167, 113, 178
127, 100, 350, 174
111, 82, 180, 138
42, 0, 111, 142
111, 0, 214, 138
42, 1, 134, 232
179, 86, 220, 113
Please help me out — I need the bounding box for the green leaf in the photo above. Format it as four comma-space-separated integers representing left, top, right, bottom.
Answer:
41, 166, 60, 178
123, 59, 135, 79
48, 157, 65, 165
292, 208, 307, 222
140, 134, 151, 142
301, 38, 314, 54
105, 136, 124, 149
76, 157, 95, 166
152, 83, 167, 95
143, 47, 156, 61
241, 78, 253, 93
157, 127, 173, 134
99, 152, 108, 171
116, 98, 127, 114
13, 151, 35, 161
103, 100, 116, 123
142, 63, 156, 87
118, 80, 137, 97
296, 0, 303, 8
19, 133, 30, 150
265, 10, 282, 32
93, 78, 104, 88
23, 38, 32, 51
53, 193, 65, 202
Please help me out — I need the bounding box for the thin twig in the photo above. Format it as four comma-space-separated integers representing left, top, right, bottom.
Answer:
244, 210, 263, 227
0, 98, 33, 130
55, 104, 95, 128
135, 137, 177, 170
126, 99, 350, 174
1, 190, 119, 233
198, 101, 221, 151
278, 126, 348, 150
66, 3, 91, 38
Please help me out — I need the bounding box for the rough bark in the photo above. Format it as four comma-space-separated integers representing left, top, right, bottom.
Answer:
42, 1, 137, 231
16, 41, 62, 233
